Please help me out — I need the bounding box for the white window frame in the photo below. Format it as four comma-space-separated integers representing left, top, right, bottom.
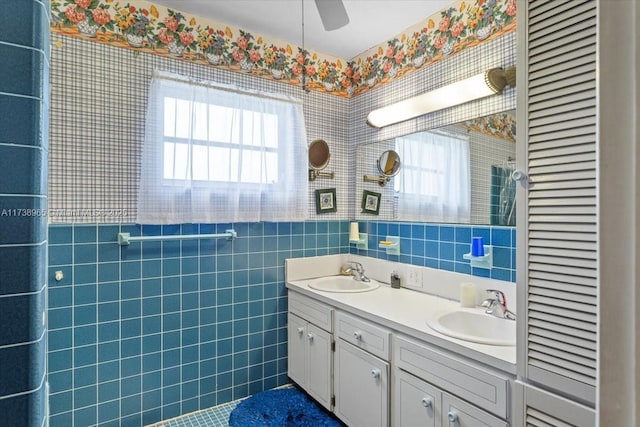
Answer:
137, 71, 309, 224
160, 95, 284, 188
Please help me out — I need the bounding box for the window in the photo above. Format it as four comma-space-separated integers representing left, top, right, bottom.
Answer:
162, 98, 280, 185
137, 71, 308, 224
395, 131, 470, 223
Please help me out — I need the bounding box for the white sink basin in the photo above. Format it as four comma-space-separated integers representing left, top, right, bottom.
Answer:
427, 309, 516, 346
308, 276, 380, 293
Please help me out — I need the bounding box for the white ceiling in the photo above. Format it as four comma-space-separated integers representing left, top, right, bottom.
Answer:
152, 0, 453, 59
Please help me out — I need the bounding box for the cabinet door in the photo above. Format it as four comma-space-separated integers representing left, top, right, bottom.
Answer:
306, 323, 333, 410
518, 0, 598, 404
334, 339, 389, 427
287, 313, 307, 388
394, 335, 509, 418
442, 393, 507, 427
394, 369, 441, 427
518, 381, 594, 427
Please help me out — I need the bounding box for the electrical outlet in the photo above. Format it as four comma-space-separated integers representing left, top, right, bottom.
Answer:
405, 266, 423, 290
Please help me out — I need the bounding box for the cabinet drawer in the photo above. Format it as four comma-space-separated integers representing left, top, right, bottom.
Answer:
443, 393, 508, 427
288, 291, 333, 332
335, 311, 391, 361
394, 335, 510, 418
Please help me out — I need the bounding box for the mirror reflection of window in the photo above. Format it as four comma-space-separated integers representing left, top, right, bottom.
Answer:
394, 131, 471, 223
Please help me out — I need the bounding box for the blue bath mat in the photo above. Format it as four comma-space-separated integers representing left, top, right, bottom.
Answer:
229, 387, 343, 427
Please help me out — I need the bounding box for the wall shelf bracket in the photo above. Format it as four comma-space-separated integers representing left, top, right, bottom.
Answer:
349, 233, 368, 250
463, 245, 493, 269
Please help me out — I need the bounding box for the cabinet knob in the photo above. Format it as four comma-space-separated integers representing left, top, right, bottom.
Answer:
511, 169, 527, 182
307, 333, 314, 342
371, 368, 381, 379
421, 397, 433, 408
353, 331, 362, 341
447, 411, 459, 423
297, 327, 304, 335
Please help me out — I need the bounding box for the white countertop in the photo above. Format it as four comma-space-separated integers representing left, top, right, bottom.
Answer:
287, 278, 517, 375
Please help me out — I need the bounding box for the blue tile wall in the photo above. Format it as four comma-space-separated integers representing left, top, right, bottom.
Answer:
0, 1, 49, 427
47, 221, 350, 426
352, 221, 516, 283
47, 220, 513, 426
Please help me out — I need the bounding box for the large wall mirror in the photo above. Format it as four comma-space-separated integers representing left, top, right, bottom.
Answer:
356, 110, 516, 225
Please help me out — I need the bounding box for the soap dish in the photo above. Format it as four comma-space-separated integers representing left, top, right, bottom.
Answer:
379, 236, 400, 255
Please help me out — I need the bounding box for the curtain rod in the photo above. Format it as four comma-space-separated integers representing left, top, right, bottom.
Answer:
152, 70, 304, 105
426, 128, 469, 139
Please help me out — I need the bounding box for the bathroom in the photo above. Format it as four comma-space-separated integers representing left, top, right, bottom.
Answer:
0, 0, 637, 426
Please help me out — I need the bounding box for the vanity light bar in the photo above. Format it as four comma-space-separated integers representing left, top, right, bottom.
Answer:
367, 67, 516, 128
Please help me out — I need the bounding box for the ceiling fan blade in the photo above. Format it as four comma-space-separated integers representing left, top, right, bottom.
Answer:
314, 0, 350, 31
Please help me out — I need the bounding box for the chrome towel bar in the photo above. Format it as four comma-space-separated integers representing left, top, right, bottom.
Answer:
117, 229, 237, 246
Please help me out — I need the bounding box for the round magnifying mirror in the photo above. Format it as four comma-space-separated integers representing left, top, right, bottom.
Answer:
309, 139, 331, 171
377, 150, 401, 177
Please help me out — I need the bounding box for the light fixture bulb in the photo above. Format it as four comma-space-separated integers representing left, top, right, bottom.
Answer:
367, 67, 515, 128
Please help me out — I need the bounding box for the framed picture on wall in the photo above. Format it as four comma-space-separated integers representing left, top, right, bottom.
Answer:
315, 188, 337, 214
361, 190, 381, 215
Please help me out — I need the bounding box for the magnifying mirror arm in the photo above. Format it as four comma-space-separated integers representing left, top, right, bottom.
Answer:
363, 174, 391, 186
364, 149, 401, 186
309, 169, 335, 181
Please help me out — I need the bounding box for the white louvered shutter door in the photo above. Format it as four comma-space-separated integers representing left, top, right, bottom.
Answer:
521, 0, 597, 404
522, 383, 595, 427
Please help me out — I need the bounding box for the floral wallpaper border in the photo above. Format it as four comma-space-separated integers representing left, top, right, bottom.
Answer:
464, 112, 516, 142
51, 0, 516, 98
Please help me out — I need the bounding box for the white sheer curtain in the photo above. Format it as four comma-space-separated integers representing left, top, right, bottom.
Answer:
137, 71, 308, 224
395, 130, 470, 223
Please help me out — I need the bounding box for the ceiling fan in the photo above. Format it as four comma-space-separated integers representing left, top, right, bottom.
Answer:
314, 0, 350, 31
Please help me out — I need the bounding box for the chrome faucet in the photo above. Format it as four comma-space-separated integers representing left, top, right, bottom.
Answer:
481, 289, 516, 320
340, 261, 370, 282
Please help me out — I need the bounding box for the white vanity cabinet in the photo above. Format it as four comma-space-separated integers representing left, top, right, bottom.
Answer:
286, 286, 515, 427
287, 292, 334, 410
394, 335, 510, 427
334, 312, 391, 427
